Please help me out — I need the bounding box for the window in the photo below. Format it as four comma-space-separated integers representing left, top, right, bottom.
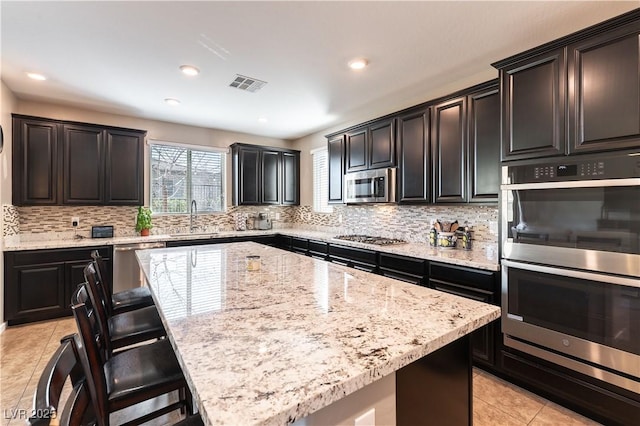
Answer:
150, 142, 226, 213
312, 147, 333, 213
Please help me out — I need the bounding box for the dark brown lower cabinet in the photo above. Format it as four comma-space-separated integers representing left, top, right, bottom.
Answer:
428, 262, 499, 368
4, 246, 111, 325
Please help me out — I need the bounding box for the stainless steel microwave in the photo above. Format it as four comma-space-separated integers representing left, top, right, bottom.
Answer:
344, 168, 396, 203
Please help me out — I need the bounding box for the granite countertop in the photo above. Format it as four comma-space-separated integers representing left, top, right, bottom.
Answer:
136, 242, 501, 426
2, 228, 499, 271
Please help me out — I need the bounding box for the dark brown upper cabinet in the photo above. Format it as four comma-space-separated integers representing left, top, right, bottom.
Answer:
12, 117, 59, 205
105, 129, 144, 205
261, 150, 281, 204
231, 143, 300, 206
327, 135, 344, 204
12, 115, 145, 206
494, 9, 640, 160
63, 124, 104, 204
468, 86, 500, 203
431, 81, 500, 204
568, 20, 640, 153
345, 119, 395, 173
397, 108, 430, 203
498, 48, 566, 161
281, 151, 299, 205
432, 97, 467, 203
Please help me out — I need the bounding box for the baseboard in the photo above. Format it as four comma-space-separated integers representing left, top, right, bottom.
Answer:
0, 322, 6, 334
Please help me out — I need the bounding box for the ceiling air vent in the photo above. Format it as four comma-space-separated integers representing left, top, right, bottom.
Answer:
229, 74, 267, 93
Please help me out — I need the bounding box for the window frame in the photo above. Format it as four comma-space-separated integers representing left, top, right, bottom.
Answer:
311, 146, 333, 214
149, 141, 227, 215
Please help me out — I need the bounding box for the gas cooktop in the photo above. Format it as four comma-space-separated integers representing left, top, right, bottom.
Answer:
333, 234, 407, 246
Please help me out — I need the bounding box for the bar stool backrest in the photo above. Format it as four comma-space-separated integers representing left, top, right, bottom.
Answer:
71, 298, 111, 426
83, 263, 115, 357
29, 334, 88, 426
90, 251, 114, 316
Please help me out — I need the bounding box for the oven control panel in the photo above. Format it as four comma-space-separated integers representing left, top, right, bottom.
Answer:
507, 152, 640, 184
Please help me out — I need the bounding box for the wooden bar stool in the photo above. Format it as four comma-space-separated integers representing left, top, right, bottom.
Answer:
82, 263, 165, 356
71, 291, 192, 426
91, 250, 154, 315
29, 334, 93, 426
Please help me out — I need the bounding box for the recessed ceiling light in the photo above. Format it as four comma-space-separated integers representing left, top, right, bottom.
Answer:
164, 98, 181, 106
27, 72, 47, 81
179, 65, 200, 76
348, 58, 369, 70
258, 117, 268, 123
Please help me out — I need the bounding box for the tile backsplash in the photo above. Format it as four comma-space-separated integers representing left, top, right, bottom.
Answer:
3, 203, 498, 244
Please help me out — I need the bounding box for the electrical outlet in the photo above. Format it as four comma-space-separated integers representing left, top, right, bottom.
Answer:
354, 408, 375, 426
275, 212, 281, 220
338, 214, 343, 224
72, 216, 80, 227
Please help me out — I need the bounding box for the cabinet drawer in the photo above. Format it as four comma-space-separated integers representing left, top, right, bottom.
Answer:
379, 253, 426, 276
291, 237, 308, 252
380, 268, 424, 286
430, 279, 494, 303
8, 246, 111, 266
308, 240, 327, 256
328, 244, 377, 265
429, 262, 496, 292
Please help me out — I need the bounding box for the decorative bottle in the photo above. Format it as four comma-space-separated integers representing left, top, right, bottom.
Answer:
429, 222, 438, 247
462, 226, 473, 250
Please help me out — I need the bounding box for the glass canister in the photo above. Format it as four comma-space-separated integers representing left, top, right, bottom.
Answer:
461, 227, 473, 250
429, 223, 438, 247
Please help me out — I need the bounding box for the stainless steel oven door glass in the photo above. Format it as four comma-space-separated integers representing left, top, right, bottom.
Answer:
502, 259, 640, 394
501, 173, 640, 277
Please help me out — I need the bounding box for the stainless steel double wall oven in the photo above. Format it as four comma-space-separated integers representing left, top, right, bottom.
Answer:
500, 151, 640, 394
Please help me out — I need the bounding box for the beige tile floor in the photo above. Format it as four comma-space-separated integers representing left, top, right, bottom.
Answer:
1, 318, 601, 425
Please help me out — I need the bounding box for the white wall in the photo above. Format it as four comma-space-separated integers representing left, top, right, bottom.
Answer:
292, 69, 498, 206
1, 80, 19, 329
15, 100, 294, 207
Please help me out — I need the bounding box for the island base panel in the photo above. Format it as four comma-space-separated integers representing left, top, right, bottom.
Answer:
396, 335, 471, 426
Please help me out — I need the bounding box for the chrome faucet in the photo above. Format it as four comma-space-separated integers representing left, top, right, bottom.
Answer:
190, 199, 198, 233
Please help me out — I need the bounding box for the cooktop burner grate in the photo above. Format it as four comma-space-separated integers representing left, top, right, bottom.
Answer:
333, 234, 407, 245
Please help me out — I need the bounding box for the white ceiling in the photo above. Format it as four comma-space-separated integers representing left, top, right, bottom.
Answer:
1, 1, 637, 140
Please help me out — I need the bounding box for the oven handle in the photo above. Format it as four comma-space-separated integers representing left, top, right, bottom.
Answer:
501, 178, 640, 191
501, 259, 640, 289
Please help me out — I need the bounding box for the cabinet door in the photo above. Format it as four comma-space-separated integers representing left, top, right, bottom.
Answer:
235, 147, 261, 205
468, 87, 500, 203
501, 48, 566, 160
261, 150, 281, 204
430, 279, 495, 365
397, 109, 429, 202
12, 117, 59, 205
345, 127, 368, 172
327, 135, 344, 203
105, 129, 144, 205
5, 261, 66, 325
369, 119, 395, 169
281, 151, 299, 205
63, 124, 104, 204
433, 97, 466, 203
568, 24, 640, 153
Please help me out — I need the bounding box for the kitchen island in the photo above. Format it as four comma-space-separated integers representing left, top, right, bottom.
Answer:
136, 242, 500, 425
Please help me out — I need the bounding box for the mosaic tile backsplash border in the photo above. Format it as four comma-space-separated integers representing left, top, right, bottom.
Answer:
3, 203, 498, 245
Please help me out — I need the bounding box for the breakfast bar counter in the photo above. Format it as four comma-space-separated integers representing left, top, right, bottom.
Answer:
136, 242, 500, 425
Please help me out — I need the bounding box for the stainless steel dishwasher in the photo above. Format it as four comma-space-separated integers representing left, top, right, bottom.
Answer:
113, 241, 166, 293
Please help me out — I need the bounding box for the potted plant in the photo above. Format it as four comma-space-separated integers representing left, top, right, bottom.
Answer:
135, 206, 153, 236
